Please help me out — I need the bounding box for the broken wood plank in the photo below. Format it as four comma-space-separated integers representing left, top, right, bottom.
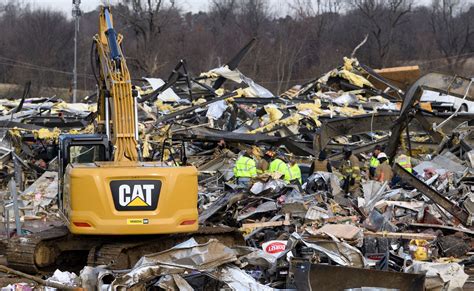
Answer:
364, 231, 437, 241
316, 224, 362, 240
373, 65, 420, 91
284, 213, 290, 225
241, 220, 290, 230
323, 216, 359, 223
409, 223, 474, 236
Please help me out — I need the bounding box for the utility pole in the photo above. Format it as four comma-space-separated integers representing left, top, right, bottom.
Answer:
72, 0, 81, 103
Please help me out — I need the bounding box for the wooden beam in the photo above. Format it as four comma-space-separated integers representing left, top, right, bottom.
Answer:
364, 231, 437, 241
240, 220, 290, 230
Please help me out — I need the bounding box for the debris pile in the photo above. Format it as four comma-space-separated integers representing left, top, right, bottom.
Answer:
0, 55, 474, 290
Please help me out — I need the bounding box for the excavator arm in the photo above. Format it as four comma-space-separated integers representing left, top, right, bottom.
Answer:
94, 6, 139, 161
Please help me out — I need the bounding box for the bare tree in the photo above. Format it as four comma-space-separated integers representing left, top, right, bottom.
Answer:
210, 0, 238, 23
351, 0, 413, 67
235, 0, 271, 77
430, 0, 474, 72
208, 0, 238, 66
273, 18, 309, 94
117, 0, 179, 76
237, 0, 270, 35
290, 0, 342, 74
0, 0, 472, 97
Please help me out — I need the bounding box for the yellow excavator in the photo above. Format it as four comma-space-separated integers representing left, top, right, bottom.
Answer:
61, 5, 198, 235
7, 6, 235, 273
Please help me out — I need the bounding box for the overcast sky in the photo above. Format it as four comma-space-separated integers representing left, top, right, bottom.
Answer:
27, 0, 225, 14
25, 0, 292, 16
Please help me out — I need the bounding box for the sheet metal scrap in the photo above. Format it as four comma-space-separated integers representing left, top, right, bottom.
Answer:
393, 163, 471, 226
101, 238, 273, 290
290, 261, 425, 291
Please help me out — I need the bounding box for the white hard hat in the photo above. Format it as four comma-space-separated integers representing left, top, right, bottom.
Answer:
377, 152, 387, 159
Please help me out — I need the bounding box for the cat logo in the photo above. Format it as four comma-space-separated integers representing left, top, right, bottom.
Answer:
119, 184, 153, 207
110, 180, 161, 211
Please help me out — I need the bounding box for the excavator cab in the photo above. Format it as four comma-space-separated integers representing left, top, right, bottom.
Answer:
58, 134, 110, 209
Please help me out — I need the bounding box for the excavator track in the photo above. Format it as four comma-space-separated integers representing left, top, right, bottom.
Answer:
7, 226, 243, 274
6, 226, 69, 274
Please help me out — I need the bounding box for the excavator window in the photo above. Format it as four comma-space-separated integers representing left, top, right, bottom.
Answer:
70, 145, 106, 164
58, 134, 111, 176
58, 134, 111, 210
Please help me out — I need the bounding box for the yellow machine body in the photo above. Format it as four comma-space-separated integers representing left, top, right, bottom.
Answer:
60, 7, 199, 236
63, 162, 198, 235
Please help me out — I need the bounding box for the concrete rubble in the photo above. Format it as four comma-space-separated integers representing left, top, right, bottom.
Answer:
0, 56, 474, 290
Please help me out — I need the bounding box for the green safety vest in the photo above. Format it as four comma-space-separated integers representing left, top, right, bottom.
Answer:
233, 156, 257, 178
370, 156, 380, 168
397, 155, 413, 173
269, 158, 291, 181
289, 164, 302, 183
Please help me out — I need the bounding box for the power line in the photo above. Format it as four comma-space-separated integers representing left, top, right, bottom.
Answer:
0, 56, 94, 79
0, 55, 74, 72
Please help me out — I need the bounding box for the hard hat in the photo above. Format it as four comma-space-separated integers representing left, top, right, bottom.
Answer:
377, 152, 387, 159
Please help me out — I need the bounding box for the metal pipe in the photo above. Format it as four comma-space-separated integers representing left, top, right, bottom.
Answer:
9, 179, 21, 236
13, 156, 23, 191
105, 96, 110, 140
72, 0, 81, 103
134, 96, 139, 141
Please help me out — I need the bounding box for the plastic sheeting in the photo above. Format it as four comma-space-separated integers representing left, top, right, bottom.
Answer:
206, 100, 228, 120
143, 78, 181, 102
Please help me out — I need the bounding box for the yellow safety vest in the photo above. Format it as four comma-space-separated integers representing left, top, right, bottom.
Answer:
370, 156, 379, 168
397, 155, 413, 173
289, 164, 302, 183
233, 156, 257, 178
269, 158, 291, 181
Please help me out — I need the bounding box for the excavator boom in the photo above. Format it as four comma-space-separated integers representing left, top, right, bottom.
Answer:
95, 6, 138, 161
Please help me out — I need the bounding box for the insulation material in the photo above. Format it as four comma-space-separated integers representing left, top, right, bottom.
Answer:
33, 128, 61, 140
264, 105, 283, 122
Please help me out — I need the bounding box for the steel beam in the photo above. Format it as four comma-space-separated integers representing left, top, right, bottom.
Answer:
328, 137, 389, 161
394, 164, 470, 226
314, 111, 473, 152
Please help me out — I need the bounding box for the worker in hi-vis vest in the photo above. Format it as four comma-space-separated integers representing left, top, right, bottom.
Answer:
233, 148, 257, 187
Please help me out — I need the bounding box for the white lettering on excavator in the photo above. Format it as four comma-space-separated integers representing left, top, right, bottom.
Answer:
118, 184, 154, 207
119, 185, 131, 206
142, 185, 154, 206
